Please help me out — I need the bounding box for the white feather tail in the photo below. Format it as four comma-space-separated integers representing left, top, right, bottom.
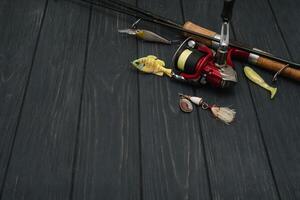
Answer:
211, 106, 236, 124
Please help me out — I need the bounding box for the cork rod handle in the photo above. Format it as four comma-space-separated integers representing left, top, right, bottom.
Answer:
183, 21, 217, 47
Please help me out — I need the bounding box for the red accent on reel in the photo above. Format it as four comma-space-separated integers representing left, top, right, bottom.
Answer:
178, 45, 236, 88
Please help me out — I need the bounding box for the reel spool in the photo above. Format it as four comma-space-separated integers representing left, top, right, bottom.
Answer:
172, 38, 237, 88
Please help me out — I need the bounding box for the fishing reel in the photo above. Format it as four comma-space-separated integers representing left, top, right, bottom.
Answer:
171, 0, 238, 88
172, 38, 238, 88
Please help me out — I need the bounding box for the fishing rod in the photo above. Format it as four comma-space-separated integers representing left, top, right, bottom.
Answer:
73, 0, 300, 70
89, 0, 182, 28
71, 0, 180, 27
73, 0, 216, 40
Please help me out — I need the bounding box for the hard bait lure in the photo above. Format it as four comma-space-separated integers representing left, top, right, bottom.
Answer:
118, 29, 171, 44
244, 66, 277, 99
179, 93, 236, 124
131, 55, 172, 77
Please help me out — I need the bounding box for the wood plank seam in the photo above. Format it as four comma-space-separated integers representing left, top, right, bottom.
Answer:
243, 79, 283, 200
134, 1, 144, 200
68, 6, 93, 200
69, 1, 141, 199
0, 0, 49, 198
137, 54, 144, 200
194, 108, 214, 200
135, 4, 144, 200
266, 0, 294, 62
231, 13, 282, 200
245, 0, 298, 199
179, 0, 214, 199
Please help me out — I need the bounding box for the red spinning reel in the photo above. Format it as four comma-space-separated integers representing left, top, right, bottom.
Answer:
171, 38, 238, 88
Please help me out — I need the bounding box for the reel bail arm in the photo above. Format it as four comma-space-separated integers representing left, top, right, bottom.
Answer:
215, 0, 235, 67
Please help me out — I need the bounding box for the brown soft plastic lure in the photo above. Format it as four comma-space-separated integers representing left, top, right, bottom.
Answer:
118, 28, 171, 44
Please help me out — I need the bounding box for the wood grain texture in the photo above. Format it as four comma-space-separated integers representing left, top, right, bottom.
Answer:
138, 0, 211, 200
232, 0, 300, 199
182, 0, 280, 199
0, 0, 299, 199
0, 0, 47, 193
0, 0, 90, 199
71, 1, 141, 200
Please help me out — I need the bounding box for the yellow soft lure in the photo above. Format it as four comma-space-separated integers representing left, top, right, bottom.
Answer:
131, 55, 172, 77
244, 66, 277, 99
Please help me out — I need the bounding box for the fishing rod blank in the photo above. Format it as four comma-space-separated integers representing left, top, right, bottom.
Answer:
98, 0, 182, 28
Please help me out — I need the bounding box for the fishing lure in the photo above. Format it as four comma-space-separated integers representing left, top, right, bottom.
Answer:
118, 29, 171, 44
179, 93, 236, 124
244, 66, 277, 99
131, 55, 172, 77
179, 97, 194, 113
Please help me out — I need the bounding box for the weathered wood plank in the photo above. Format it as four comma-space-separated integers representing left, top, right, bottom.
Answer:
232, 0, 300, 199
138, 0, 211, 200
182, 0, 280, 199
71, 1, 141, 200
269, 0, 300, 63
0, 0, 90, 199
0, 0, 47, 193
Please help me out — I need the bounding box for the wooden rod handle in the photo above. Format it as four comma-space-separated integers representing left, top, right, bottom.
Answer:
257, 57, 300, 81
183, 21, 218, 47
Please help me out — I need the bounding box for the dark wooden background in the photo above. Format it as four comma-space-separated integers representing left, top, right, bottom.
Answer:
0, 0, 299, 199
